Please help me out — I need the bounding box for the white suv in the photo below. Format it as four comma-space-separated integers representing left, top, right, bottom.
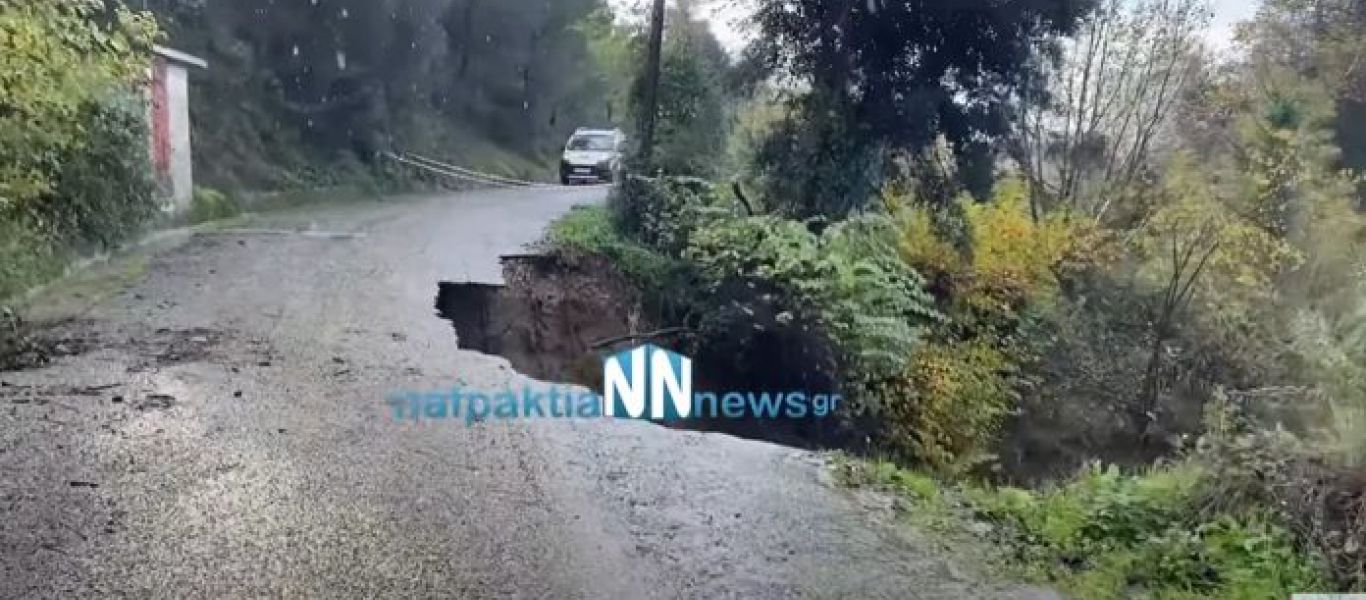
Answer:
559, 128, 626, 185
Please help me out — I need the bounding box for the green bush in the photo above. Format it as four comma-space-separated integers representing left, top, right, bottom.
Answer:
1289, 300, 1366, 470
0, 0, 156, 211
885, 339, 1019, 471
0, 219, 65, 302
0, 2, 158, 302
2, 94, 159, 302
545, 204, 687, 313
1193, 399, 1366, 590
31, 95, 160, 250
971, 463, 1326, 599
568, 176, 942, 426
850, 458, 1330, 599
609, 175, 732, 255
686, 213, 941, 393
188, 187, 241, 224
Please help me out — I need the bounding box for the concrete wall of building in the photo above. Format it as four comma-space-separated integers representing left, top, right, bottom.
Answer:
148, 49, 201, 214
165, 63, 194, 212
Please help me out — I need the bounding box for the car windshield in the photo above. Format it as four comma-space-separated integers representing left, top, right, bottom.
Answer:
567, 135, 614, 151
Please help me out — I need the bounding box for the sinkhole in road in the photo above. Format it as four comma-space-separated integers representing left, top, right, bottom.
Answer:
434, 253, 857, 449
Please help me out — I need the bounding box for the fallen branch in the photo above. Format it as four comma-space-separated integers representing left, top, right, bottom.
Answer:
590, 327, 696, 350
732, 180, 755, 216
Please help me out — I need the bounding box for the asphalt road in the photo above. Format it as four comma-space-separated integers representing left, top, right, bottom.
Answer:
0, 187, 1054, 599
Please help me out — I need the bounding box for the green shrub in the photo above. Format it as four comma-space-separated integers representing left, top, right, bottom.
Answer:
883, 177, 1102, 470
545, 204, 687, 313
608, 175, 732, 256
584, 176, 943, 428
686, 213, 941, 393
0, 0, 157, 211
893, 176, 1109, 326
0, 218, 65, 302
854, 458, 1330, 599
188, 187, 241, 224
32, 95, 160, 250
884, 339, 1018, 471
875, 461, 945, 504
1289, 300, 1366, 469
2, 94, 157, 301
972, 463, 1326, 599
1193, 400, 1366, 590
0, 2, 158, 301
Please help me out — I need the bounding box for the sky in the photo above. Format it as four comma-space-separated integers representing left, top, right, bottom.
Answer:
1207, 0, 1263, 49
614, 0, 1267, 55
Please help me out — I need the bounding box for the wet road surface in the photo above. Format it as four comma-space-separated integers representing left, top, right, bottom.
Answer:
1, 188, 1055, 599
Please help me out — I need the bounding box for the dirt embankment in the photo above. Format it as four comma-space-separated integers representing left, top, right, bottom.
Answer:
436, 253, 648, 389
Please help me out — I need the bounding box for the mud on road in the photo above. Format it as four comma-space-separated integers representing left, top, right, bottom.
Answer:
2, 189, 1056, 599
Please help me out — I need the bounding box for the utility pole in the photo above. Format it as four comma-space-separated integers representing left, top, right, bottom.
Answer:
637, 0, 666, 166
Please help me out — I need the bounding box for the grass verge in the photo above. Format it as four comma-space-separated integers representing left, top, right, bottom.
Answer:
0, 220, 69, 303
543, 204, 682, 299
835, 456, 1330, 599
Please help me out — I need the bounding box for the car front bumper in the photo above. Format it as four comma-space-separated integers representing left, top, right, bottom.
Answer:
560, 161, 614, 183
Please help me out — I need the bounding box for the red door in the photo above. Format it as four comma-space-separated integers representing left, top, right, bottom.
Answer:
150, 59, 171, 184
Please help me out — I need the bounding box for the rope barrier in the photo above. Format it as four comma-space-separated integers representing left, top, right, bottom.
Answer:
383, 152, 612, 190
382, 152, 526, 188
405, 153, 560, 188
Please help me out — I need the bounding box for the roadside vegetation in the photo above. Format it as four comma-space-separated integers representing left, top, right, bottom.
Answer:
1, 0, 643, 307
4, 0, 1364, 594
0, 0, 159, 302
544, 0, 1366, 595
837, 456, 1327, 599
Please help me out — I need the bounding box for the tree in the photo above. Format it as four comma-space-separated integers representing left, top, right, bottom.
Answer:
144, 0, 615, 186
577, 6, 642, 128
630, 3, 732, 176
637, 0, 667, 164
749, 0, 1098, 218
1010, 0, 1212, 222
1129, 154, 1299, 439
1237, 0, 1366, 207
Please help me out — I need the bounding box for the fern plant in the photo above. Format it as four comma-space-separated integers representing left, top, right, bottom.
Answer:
686, 213, 942, 393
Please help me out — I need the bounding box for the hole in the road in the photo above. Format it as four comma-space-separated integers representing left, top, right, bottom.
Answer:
434, 254, 855, 449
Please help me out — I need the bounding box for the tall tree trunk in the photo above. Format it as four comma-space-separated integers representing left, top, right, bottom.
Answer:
637, 0, 666, 166
1137, 326, 1166, 445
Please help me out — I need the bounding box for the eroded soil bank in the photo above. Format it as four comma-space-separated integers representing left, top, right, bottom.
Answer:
435, 252, 856, 448
435, 253, 646, 389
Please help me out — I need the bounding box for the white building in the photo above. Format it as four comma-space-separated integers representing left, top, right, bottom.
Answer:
148, 45, 207, 212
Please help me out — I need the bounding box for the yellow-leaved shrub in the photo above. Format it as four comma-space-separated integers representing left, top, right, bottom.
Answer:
881, 340, 1017, 470
896, 176, 1102, 320
882, 176, 1102, 470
